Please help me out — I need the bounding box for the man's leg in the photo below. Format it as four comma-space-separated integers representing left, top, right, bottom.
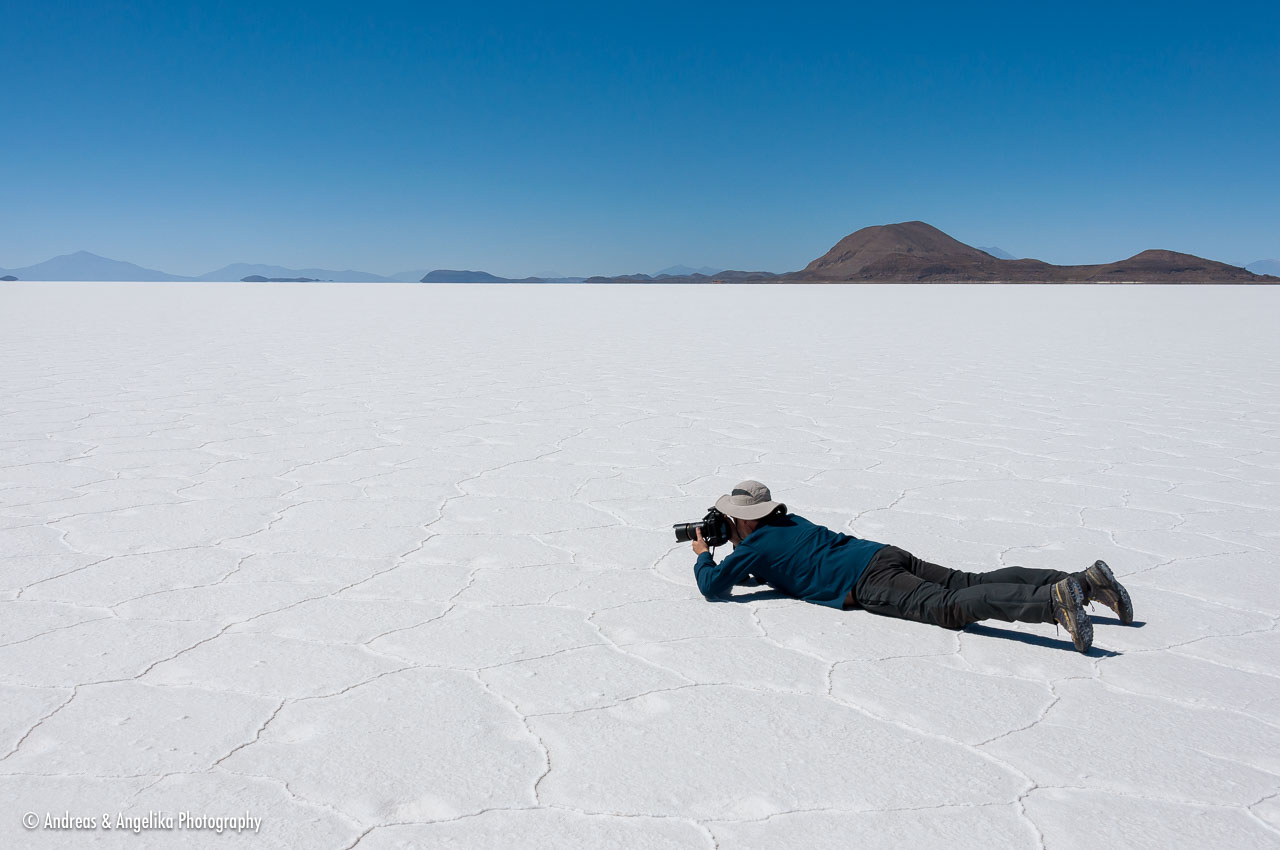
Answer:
902, 550, 1071, 591
854, 546, 1059, 630
902, 550, 1116, 614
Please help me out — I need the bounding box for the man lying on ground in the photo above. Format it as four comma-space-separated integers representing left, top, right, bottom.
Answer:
689, 480, 1134, 653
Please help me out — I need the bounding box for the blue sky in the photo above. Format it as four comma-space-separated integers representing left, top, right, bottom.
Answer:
3, 0, 1276, 276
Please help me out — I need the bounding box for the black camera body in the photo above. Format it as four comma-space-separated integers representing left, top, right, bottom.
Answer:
673, 508, 734, 547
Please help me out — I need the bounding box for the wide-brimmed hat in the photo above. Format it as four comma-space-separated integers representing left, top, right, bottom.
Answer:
715, 480, 785, 521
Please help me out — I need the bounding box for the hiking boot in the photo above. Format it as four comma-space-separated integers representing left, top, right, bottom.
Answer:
1083, 560, 1133, 625
1051, 577, 1093, 653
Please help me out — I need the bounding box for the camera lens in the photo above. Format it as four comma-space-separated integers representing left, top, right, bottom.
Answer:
673, 522, 699, 543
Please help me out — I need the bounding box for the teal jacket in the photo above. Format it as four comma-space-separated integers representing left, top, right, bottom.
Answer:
694, 513, 886, 608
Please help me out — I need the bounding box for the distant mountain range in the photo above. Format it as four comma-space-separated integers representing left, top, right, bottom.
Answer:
2, 228, 1275, 283
417, 269, 586, 283
785, 222, 1270, 282
589, 222, 1275, 283
198, 263, 404, 283
584, 270, 777, 283
0, 250, 192, 281
0, 253, 438, 282
0, 253, 597, 283
656, 264, 723, 276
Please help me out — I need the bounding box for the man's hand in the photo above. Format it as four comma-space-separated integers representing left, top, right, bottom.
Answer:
692, 527, 710, 556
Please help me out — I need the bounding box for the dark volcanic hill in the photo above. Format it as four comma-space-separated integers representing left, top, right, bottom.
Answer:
419, 269, 552, 283
783, 222, 1275, 283
583, 221, 1273, 283
583, 269, 778, 283
794, 221, 997, 279
421, 269, 511, 283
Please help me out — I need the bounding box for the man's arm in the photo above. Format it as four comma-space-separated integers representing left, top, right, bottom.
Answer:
692, 529, 762, 598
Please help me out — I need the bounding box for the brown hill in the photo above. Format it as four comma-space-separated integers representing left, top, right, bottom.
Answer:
1078, 249, 1258, 282
793, 220, 1001, 279
785, 222, 1275, 283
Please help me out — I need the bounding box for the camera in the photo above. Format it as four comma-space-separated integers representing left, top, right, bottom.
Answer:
673, 508, 734, 547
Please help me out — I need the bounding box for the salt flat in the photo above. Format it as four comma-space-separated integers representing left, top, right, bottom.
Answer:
1, 282, 1277, 849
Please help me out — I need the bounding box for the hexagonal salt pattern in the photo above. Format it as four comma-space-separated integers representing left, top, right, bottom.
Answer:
1, 283, 1276, 847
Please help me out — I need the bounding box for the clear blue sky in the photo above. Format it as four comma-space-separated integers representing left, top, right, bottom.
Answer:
3, 0, 1277, 276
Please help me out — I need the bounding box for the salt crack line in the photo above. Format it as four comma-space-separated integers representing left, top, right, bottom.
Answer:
210, 699, 287, 768
0, 687, 77, 762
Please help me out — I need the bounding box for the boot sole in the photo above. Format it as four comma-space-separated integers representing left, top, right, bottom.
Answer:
1090, 560, 1134, 625
1055, 579, 1093, 653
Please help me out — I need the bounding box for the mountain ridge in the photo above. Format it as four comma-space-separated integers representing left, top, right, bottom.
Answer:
200, 263, 393, 283
0, 251, 195, 282
581, 222, 1275, 283
785, 222, 1271, 282
3, 225, 1275, 283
